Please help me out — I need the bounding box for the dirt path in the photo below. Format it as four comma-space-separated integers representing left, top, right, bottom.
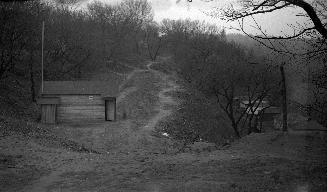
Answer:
23, 156, 97, 192
143, 62, 180, 132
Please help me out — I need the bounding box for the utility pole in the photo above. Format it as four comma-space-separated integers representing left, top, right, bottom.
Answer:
41, 21, 45, 93
280, 63, 288, 132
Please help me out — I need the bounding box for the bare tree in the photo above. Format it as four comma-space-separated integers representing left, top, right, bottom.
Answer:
160, 18, 279, 137
213, 59, 277, 137
44, 6, 91, 80
309, 59, 327, 126
144, 23, 163, 61
208, 0, 327, 57
203, 0, 327, 132
87, 0, 152, 65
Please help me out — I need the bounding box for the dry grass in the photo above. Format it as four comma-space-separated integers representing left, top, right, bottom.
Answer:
0, 116, 99, 154
155, 78, 233, 145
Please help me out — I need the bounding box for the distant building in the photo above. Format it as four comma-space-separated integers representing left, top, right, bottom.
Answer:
239, 100, 269, 114
235, 96, 280, 131
37, 81, 119, 124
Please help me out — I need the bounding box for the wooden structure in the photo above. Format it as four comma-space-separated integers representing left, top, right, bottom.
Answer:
234, 96, 281, 131
37, 97, 60, 124
37, 81, 119, 124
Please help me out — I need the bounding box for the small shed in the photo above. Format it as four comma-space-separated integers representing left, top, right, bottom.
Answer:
37, 81, 119, 124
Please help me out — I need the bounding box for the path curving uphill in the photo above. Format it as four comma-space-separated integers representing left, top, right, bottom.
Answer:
143, 61, 181, 132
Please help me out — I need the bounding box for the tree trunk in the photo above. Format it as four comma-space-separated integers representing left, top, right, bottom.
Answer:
254, 115, 259, 132
280, 65, 288, 132
229, 97, 241, 138
259, 113, 263, 132
247, 114, 254, 134
232, 121, 241, 138
29, 54, 36, 102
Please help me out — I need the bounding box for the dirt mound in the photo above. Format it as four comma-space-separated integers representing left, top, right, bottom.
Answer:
231, 131, 327, 161
0, 117, 99, 154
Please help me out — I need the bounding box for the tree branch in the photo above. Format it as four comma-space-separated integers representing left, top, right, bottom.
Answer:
286, 0, 327, 39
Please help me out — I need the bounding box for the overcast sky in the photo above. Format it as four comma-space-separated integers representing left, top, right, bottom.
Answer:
86, 0, 311, 36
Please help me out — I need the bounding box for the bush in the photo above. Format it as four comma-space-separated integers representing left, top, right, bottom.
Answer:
155, 79, 233, 145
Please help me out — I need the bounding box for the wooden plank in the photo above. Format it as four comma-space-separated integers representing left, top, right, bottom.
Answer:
57, 114, 104, 119
41, 105, 46, 123
106, 99, 116, 121
58, 117, 104, 121
58, 106, 104, 111
37, 97, 60, 104
59, 104, 104, 108
41, 104, 56, 124
50, 105, 56, 124
58, 114, 104, 121
55, 95, 107, 123
57, 113, 104, 118
48, 105, 53, 124
58, 111, 104, 116
59, 104, 104, 107
57, 106, 105, 122
58, 119, 104, 123
59, 95, 104, 105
